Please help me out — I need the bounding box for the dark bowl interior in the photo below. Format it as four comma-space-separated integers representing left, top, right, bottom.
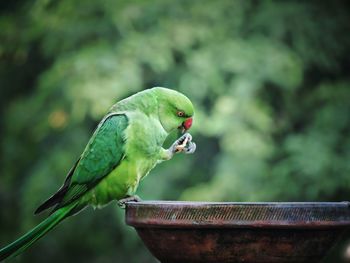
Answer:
125, 201, 350, 263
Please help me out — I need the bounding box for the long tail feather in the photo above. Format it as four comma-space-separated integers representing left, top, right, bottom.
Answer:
0, 202, 78, 261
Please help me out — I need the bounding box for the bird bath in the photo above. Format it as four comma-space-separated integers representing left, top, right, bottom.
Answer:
125, 201, 350, 263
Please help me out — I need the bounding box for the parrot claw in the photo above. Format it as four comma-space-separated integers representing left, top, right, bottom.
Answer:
184, 141, 196, 154
173, 133, 192, 152
118, 195, 142, 209
168, 133, 196, 157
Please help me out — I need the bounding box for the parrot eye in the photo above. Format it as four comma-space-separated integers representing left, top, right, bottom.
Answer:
177, 111, 185, 117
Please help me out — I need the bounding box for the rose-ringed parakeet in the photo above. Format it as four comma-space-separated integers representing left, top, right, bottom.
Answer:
0, 87, 196, 261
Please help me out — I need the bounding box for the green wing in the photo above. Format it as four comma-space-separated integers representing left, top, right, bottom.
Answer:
35, 114, 128, 213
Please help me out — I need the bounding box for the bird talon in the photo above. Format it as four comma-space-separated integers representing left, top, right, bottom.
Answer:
174, 133, 192, 152
184, 142, 196, 154
168, 133, 195, 157
118, 195, 142, 209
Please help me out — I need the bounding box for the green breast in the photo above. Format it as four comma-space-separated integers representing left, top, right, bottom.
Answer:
84, 113, 168, 208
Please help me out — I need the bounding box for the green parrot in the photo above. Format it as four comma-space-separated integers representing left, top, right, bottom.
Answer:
0, 87, 196, 261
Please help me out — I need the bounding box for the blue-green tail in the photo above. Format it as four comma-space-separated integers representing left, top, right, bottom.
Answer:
0, 203, 77, 261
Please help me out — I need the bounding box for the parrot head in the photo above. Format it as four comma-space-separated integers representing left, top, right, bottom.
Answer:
153, 87, 194, 134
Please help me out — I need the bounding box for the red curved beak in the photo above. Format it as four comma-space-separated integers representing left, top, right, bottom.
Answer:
180, 117, 193, 133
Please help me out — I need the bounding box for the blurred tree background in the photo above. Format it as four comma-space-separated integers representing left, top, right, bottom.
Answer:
1, 0, 350, 262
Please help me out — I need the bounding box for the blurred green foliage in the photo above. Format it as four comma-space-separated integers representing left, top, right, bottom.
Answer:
1, 0, 350, 262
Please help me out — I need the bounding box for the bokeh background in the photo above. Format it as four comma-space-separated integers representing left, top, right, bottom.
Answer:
1, 0, 350, 262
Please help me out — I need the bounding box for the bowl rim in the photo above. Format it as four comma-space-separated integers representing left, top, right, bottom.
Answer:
125, 201, 350, 229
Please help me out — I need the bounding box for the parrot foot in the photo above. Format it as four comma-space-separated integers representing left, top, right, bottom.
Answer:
118, 195, 142, 209
172, 133, 196, 153
164, 133, 196, 160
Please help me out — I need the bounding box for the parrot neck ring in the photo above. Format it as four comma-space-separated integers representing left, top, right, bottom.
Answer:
179, 117, 193, 133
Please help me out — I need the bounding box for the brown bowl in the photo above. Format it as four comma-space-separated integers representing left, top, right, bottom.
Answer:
125, 201, 350, 263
